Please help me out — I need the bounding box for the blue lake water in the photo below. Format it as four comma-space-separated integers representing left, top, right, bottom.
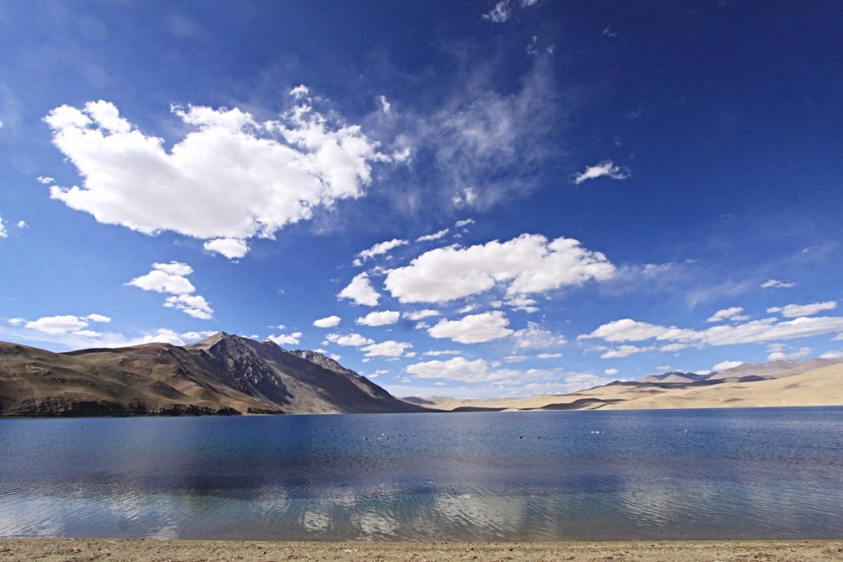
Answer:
0, 407, 841, 541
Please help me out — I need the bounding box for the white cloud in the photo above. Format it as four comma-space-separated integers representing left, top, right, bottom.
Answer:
268, 332, 303, 346
537, 353, 562, 359
504, 295, 539, 313
416, 229, 449, 243
604, 368, 618, 375
600, 345, 654, 359
361, 340, 412, 358
356, 310, 400, 326
181, 330, 216, 341
127, 262, 196, 294
204, 238, 248, 260
355, 238, 408, 263
338, 272, 380, 306
762, 279, 795, 289
36, 176, 55, 184
16, 221, 26, 228
455, 219, 475, 228
707, 307, 746, 322
0, 216, 6, 238
44, 96, 394, 256
406, 309, 439, 321
378, 95, 391, 113
482, 1, 511, 22
573, 160, 630, 185
24, 315, 89, 335
86, 314, 111, 323
384, 234, 615, 304
407, 357, 506, 383
326, 332, 374, 347
820, 350, 843, 359
127, 262, 213, 319
428, 311, 513, 344
423, 349, 461, 356
766, 343, 811, 361
582, 314, 843, 350
767, 301, 837, 318
563, 373, 608, 392
579, 319, 669, 343
313, 315, 342, 328
481, 0, 539, 23
7, 318, 24, 326
164, 294, 213, 320
713, 360, 744, 371
511, 322, 566, 349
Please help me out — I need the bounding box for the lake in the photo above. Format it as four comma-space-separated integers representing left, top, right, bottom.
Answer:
0, 407, 841, 541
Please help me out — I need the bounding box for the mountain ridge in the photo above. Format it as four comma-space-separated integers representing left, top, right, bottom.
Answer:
0, 333, 429, 417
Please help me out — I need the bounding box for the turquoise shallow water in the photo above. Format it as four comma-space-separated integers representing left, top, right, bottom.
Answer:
0, 407, 841, 541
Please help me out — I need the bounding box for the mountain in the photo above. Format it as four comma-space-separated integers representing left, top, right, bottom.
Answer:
404, 356, 843, 412
0, 333, 430, 417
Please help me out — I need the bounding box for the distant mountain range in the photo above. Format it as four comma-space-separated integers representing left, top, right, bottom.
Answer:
3, 333, 842, 416
0, 332, 429, 416
403, 357, 843, 412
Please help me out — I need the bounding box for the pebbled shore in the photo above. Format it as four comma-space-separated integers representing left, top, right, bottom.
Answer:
1, 539, 841, 562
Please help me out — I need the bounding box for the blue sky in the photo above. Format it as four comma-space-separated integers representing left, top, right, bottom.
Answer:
2, 1, 842, 399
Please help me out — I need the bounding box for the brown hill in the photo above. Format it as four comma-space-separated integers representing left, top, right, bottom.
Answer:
0, 333, 429, 417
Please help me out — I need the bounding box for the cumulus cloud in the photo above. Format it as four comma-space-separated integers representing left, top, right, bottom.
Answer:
384, 234, 614, 304
361, 340, 412, 358
707, 307, 749, 323
604, 368, 619, 375
428, 311, 513, 344
126, 262, 213, 319
44, 94, 395, 256
537, 353, 562, 359
573, 160, 631, 185
354, 238, 408, 264
767, 301, 837, 318
204, 238, 248, 260
762, 279, 795, 289
356, 310, 400, 326
313, 315, 341, 328
0, 216, 6, 238
326, 332, 374, 347
338, 272, 381, 306
24, 315, 91, 335
267, 331, 303, 346
36, 176, 55, 184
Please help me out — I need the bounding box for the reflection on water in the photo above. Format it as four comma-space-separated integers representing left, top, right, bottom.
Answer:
0, 408, 841, 540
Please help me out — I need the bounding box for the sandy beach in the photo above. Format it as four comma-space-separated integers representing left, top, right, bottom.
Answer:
1, 539, 841, 562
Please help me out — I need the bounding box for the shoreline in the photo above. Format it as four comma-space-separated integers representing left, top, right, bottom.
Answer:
1, 539, 841, 561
